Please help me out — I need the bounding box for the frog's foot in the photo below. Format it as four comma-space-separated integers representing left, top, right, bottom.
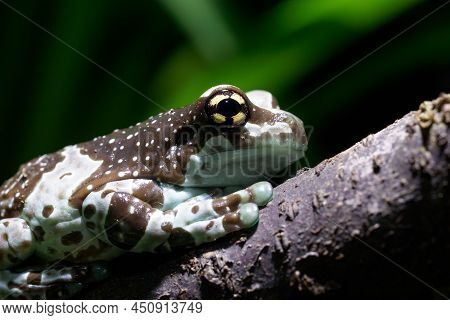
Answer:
167, 182, 273, 247
0, 218, 35, 270
168, 203, 260, 247
0, 263, 109, 299
172, 181, 273, 226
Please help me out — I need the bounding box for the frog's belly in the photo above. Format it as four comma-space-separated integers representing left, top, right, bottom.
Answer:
21, 145, 121, 262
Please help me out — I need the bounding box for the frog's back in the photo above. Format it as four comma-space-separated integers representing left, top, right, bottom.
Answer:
0, 151, 65, 219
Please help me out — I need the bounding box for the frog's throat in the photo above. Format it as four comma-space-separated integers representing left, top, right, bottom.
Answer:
181, 138, 305, 187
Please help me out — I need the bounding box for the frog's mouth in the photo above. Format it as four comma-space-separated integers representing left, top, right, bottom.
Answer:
181, 113, 307, 187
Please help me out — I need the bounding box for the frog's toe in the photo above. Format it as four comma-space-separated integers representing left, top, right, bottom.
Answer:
171, 183, 271, 229
248, 181, 273, 206
238, 203, 259, 228
168, 203, 259, 248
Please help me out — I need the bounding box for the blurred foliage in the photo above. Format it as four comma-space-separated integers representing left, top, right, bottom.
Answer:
0, 0, 449, 182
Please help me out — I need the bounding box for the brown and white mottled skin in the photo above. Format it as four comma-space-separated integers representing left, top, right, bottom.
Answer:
0, 85, 307, 299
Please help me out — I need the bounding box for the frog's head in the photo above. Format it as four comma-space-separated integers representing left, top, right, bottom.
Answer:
152, 84, 307, 187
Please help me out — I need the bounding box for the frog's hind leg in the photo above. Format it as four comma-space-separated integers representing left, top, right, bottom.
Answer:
0, 218, 34, 270
82, 190, 175, 253
0, 263, 109, 299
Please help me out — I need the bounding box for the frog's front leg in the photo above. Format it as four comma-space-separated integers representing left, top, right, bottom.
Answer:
167, 181, 273, 248
81, 180, 272, 252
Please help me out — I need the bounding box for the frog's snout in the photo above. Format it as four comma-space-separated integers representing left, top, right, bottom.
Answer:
284, 112, 308, 148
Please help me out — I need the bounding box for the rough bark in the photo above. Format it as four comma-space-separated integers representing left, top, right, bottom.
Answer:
81, 94, 450, 299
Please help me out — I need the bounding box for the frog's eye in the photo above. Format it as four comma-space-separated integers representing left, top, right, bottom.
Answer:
205, 90, 249, 126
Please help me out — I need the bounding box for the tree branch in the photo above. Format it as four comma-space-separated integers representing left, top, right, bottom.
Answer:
81, 94, 450, 299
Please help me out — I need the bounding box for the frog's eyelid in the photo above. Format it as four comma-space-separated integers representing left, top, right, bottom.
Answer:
200, 84, 235, 98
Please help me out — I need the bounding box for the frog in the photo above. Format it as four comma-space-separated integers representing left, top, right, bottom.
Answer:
0, 85, 307, 299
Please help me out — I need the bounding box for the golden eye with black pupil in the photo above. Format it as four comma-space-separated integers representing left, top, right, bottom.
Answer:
205, 90, 249, 126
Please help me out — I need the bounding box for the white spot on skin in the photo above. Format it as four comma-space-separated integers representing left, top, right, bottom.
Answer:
118, 159, 123, 164
132, 156, 138, 162
136, 142, 140, 147
133, 171, 139, 177
120, 146, 124, 150
127, 135, 133, 140
118, 172, 126, 178
109, 139, 115, 144
87, 185, 93, 191
164, 137, 169, 142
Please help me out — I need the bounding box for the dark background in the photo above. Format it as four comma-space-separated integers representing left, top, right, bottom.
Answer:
0, 0, 449, 181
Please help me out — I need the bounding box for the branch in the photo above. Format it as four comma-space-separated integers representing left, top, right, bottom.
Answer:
81, 94, 450, 299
